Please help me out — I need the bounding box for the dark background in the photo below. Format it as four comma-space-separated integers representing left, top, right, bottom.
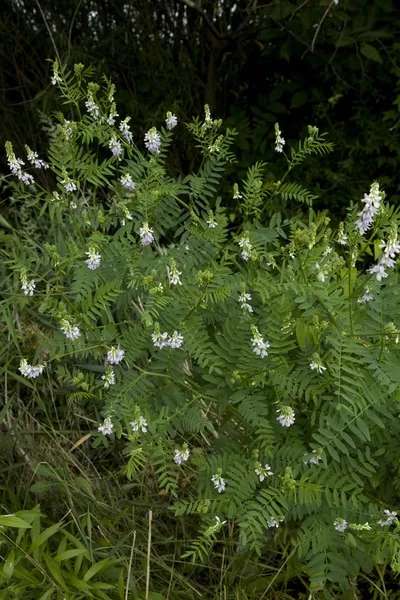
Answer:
1, 0, 400, 213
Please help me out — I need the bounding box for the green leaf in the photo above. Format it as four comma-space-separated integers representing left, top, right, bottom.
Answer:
360, 43, 382, 63
30, 522, 62, 551
3, 549, 15, 578
0, 515, 31, 528
55, 548, 90, 562
291, 91, 308, 108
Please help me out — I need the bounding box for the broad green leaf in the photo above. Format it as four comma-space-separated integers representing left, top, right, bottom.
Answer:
360, 43, 382, 63
0, 515, 31, 529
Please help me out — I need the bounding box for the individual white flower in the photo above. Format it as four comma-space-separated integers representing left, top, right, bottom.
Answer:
101, 367, 116, 388
251, 326, 270, 358
276, 406, 295, 427
238, 234, 253, 261
174, 444, 190, 464
274, 123, 285, 153
120, 174, 136, 190
19, 358, 45, 379
239, 292, 253, 313
355, 182, 383, 235
119, 117, 133, 143
211, 471, 226, 493
310, 353, 327, 374
20, 272, 36, 296
267, 516, 284, 528
168, 331, 184, 348
255, 462, 273, 482
378, 509, 397, 527
25, 146, 48, 169
107, 347, 125, 365
130, 416, 148, 433
334, 518, 348, 532
168, 264, 182, 286
98, 417, 113, 436
358, 286, 374, 303
85, 247, 101, 270
152, 331, 170, 349
60, 319, 81, 340
139, 222, 155, 246
109, 136, 122, 159
165, 111, 178, 130
144, 127, 161, 154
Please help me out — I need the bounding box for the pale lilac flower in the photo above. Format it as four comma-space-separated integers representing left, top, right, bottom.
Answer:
274, 123, 285, 152
130, 416, 148, 433
85, 98, 100, 120
368, 228, 400, 281
61, 174, 77, 192
107, 347, 125, 365
119, 117, 133, 143
239, 292, 253, 313
152, 331, 170, 349
139, 222, 155, 246
378, 509, 397, 527
334, 518, 348, 532
60, 319, 81, 340
238, 235, 253, 261
276, 406, 295, 427
98, 417, 113, 436
165, 111, 178, 130
121, 174, 136, 190
304, 450, 321, 465
251, 326, 270, 358
358, 286, 374, 303
255, 462, 273, 482
211, 472, 226, 493
168, 265, 182, 286
25, 146, 48, 169
109, 136, 122, 159
21, 274, 35, 296
101, 367, 116, 388
355, 182, 383, 235
368, 264, 387, 282
85, 248, 101, 270
5, 141, 34, 185
144, 127, 161, 154
19, 359, 45, 379
174, 444, 190, 464
168, 331, 184, 348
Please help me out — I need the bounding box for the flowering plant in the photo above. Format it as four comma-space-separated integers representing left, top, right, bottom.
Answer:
3, 62, 400, 594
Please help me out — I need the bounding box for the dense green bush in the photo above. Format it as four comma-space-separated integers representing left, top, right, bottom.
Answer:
2, 64, 400, 598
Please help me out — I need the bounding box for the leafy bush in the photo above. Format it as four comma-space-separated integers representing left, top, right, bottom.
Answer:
2, 63, 400, 597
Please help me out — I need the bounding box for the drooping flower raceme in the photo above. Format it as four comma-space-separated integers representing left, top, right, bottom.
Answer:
19, 359, 45, 379
120, 173, 136, 190
61, 172, 77, 192
211, 470, 226, 493
60, 319, 81, 340
139, 222, 155, 246
334, 518, 348, 532
378, 509, 397, 527
107, 347, 125, 365
368, 226, 400, 282
310, 353, 327, 374
98, 417, 113, 436
119, 117, 133, 143
255, 462, 273, 482
174, 444, 190, 464
238, 234, 253, 261
239, 292, 253, 313
169, 331, 184, 348
101, 367, 116, 388
25, 146, 48, 169
355, 182, 383, 235
85, 247, 101, 270
168, 262, 182, 286
274, 122, 285, 153
144, 127, 161, 154
130, 416, 148, 433
20, 271, 35, 296
109, 136, 122, 159
5, 141, 34, 185
165, 111, 178, 130
276, 406, 295, 427
337, 222, 348, 245
358, 286, 374, 304
251, 326, 270, 358
106, 103, 118, 125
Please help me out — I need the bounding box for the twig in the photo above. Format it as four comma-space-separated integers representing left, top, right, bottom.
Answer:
290, 0, 310, 20
145, 509, 152, 600
125, 530, 136, 600
311, 0, 336, 53
67, 0, 84, 64
35, 0, 62, 67
180, 0, 226, 40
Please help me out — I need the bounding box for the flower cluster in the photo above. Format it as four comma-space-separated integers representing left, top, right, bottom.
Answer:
250, 326, 270, 358
106, 102, 118, 125
174, 444, 190, 465
165, 111, 178, 130
358, 286, 374, 304
19, 359, 45, 379
85, 247, 101, 270
5, 141, 34, 185
101, 367, 116, 388
276, 406, 295, 427
238, 234, 253, 261
119, 117, 133, 143
378, 509, 397, 527
168, 262, 182, 286
85, 86, 101, 120
144, 127, 161, 154
120, 174, 136, 190
368, 226, 400, 282
60, 319, 81, 340
304, 449, 322, 465
139, 222, 155, 246
310, 353, 327, 374
267, 516, 284, 528
254, 462, 273, 482
25, 146, 48, 169
61, 172, 77, 192
98, 417, 113, 436
109, 136, 122, 159
20, 272, 35, 296
355, 182, 383, 235
152, 328, 184, 349
106, 347, 125, 364
337, 222, 348, 245
211, 470, 226, 493
334, 518, 348, 532
206, 213, 217, 229
274, 122, 285, 153
239, 292, 253, 313
130, 415, 148, 433
51, 61, 62, 85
